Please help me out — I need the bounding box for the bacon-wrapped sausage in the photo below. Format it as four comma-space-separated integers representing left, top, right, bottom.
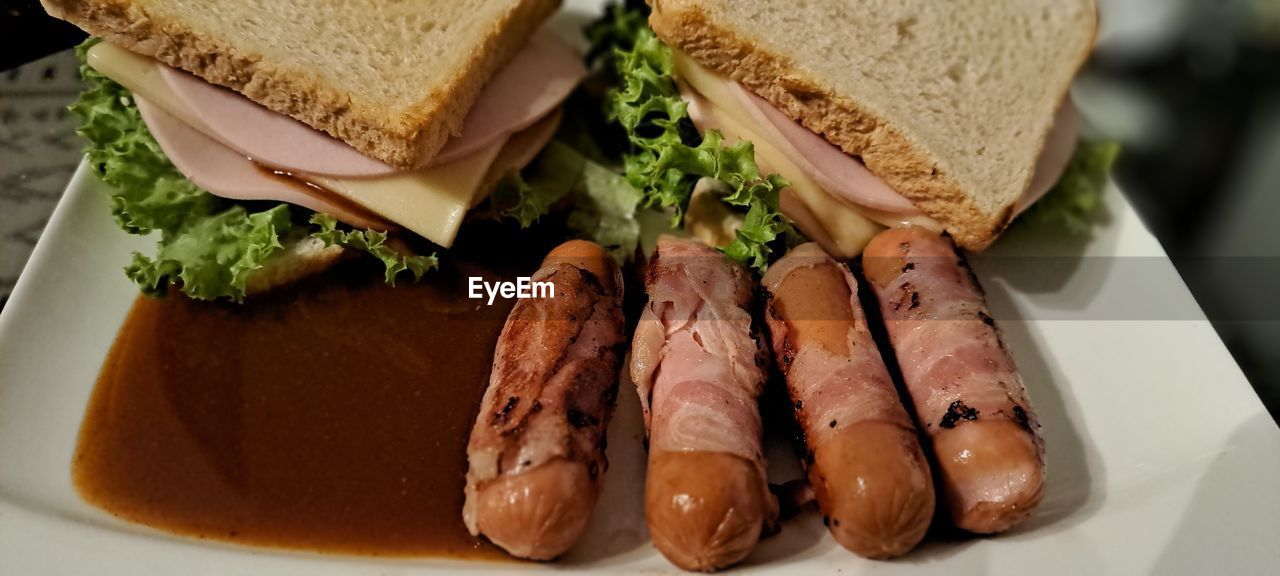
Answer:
463, 240, 626, 559
761, 243, 934, 558
863, 227, 1045, 534
630, 235, 777, 571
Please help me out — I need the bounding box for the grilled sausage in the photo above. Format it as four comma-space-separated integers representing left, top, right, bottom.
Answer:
761, 243, 934, 558
863, 227, 1045, 534
630, 236, 777, 571
463, 240, 626, 559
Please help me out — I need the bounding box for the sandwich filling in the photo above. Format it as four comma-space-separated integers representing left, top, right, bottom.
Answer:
71, 26, 623, 301
85, 32, 586, 249
671, 51, 1079, 259
591, 3, 1117, 271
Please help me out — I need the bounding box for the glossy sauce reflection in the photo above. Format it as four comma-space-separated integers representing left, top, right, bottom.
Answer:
73, 250, 538, 558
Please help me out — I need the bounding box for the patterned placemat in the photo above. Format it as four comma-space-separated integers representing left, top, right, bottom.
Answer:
0, 50, 84, 307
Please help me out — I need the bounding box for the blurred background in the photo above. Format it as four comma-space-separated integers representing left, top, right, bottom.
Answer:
1072, 0, 1280, 417
1, 0, 1277, 417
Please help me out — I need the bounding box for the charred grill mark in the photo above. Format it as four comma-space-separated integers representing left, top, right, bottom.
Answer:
1011, 405, 1031, 432
779, 333, 797, 374
567, 408, 598, 429
492, 396, 519, 425
939, 400, 979, 429
574, 265, 604, 293
893, 282, 919, 312
978, 310, 995, 326
791, 422, 809, 460
902, 262, 915, 273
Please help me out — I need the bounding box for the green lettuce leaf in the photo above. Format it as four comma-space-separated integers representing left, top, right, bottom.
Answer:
490, 144, 581, 229
494, 141, 643, 263
562, 144, 644, 263
591, 4, 800, 272
71, 38, 289, 300
70, 39, 434, 300
1022, 141, 1121, 233
125, 205, 291, 300
309, 214, 438, 284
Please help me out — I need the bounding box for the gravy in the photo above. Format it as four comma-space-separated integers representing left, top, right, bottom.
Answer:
73, 232, 548, 558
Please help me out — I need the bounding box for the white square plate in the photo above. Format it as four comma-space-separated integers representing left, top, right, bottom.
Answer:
2, 2, 1278, 573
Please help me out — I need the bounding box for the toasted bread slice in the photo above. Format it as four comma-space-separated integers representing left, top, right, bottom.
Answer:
244, 237, 347, 296
42, 0, 560, 169
649, 0, 1097, 249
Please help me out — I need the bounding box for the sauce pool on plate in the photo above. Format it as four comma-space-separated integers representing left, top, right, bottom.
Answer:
72, 240, 545, 558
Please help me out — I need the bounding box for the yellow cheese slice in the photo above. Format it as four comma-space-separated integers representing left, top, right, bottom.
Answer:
86, 42, 497, 248
674, 54, 883, 257
671, 53, 950, 257
308, 140, 504, 247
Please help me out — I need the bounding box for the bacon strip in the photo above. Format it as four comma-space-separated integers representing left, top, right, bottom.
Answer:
863, 227, 1045, 533
463, 240, 625, 559
631, 235, 776, 571
631, 237, 768, 457
761, 243, 934, 558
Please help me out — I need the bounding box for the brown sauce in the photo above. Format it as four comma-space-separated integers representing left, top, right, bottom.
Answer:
253, 163, 397, 231
73, 227, 554, 558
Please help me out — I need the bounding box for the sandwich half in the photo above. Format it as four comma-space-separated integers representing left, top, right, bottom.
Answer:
593, 0, 1115, 263
43, 0, 593, 300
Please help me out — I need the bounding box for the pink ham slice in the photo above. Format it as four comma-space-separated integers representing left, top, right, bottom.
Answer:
430, 32, 586, 166
135, 96, 390, 230
161, 30, 586, 177
681, 75, 1079, 217
730, 87, 919, 214
1015, 100, 1079, 214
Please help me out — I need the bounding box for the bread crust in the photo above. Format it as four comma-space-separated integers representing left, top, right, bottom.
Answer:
42, 0, 560, 169
648, 0, 1097, 250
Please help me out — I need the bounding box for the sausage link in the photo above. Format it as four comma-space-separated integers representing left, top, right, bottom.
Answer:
630, 236, 777, 572
863, 227, 1044, 534
761, 243, 934, 558
463, 240, 626, 559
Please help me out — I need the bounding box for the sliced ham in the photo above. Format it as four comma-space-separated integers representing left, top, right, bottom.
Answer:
676, 58, 1078, 218
135, 96, 391, 230
731, 87, 919, 214
430, 32, 586, 166
478, 109, 562, 205
161, 31, 585, 177
1016, 100, 1079, 213
737, 84, 1077, 217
